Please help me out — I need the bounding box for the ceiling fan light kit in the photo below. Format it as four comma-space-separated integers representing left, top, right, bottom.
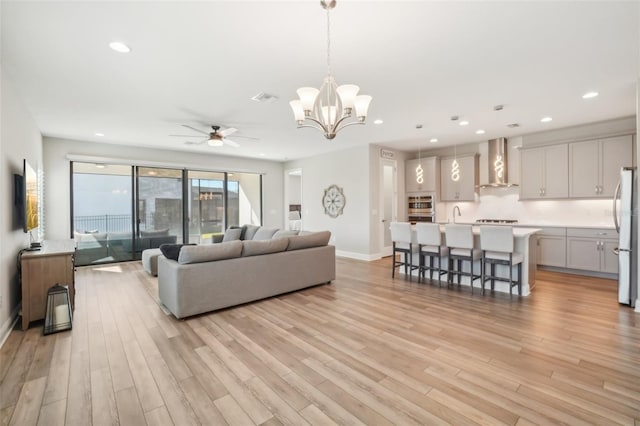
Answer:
290, 0, 372, 140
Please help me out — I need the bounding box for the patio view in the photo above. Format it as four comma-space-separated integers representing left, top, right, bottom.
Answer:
72, 163, 261, 265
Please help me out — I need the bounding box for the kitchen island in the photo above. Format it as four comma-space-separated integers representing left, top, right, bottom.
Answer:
405, 226, 541, 296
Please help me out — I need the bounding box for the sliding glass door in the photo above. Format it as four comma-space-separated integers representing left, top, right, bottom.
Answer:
135, 167, 183, 259
71, 163, 135, 265
72, 162, 262, 265
187, 171, 226, 244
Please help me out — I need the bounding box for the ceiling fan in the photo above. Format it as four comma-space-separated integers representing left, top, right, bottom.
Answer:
170, 124, 256, 148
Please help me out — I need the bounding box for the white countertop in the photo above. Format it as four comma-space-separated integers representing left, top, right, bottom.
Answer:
441, 221, 615, 230
433, 224, 541, 237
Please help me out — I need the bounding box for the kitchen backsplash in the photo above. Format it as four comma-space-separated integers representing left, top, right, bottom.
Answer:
436, 186, 615, 227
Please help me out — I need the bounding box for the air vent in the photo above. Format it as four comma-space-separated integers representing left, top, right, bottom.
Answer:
251, 92, 279, 103
506, 123, 520, 128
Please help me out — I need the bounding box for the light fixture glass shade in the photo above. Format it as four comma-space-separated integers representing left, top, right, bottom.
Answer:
354, 95, 372, 119
336, 84, 360, 110
289, 100, 305, 122
297, 87, 320, 111
208, 138, 224, 147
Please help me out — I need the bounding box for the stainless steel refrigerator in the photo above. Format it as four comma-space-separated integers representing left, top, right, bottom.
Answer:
613, 167, 638, 307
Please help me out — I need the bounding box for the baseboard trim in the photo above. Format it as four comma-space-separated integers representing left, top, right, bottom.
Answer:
537, 265, 617, 280
336, 251, 381, 262
0, 305, 21, 350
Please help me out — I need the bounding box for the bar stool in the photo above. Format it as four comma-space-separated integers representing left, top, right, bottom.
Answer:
444, 224, 482, 293
389, 222, 419, 281
415, 223, 448, 285
479, 225, 523, 297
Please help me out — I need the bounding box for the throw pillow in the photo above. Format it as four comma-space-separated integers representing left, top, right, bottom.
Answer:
222, 228, 243, 242
287, 231, 331, 251
272, 230, 299, 239
178, 240, 243, 264
252, 227, 279, 241
241, 239, 289, 257
243, 224, 260, 240
159, 243, 194, 261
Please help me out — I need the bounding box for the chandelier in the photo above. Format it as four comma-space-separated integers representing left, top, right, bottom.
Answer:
289, 0, 372, 140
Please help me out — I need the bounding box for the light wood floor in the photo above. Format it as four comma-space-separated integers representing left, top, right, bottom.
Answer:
1, 257, 639, 426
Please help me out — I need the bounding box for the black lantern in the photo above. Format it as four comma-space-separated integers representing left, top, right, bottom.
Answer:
43, 284, 73, 335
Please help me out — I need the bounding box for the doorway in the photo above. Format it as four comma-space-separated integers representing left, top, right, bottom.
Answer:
380, 159, 397, 257
285, 169, 303, 231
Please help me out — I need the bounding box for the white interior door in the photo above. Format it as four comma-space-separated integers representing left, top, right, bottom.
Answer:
380, 159, 397, 257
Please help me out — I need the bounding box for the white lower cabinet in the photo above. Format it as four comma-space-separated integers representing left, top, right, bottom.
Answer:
566, 228, 618, 274
536, 227, 566, 268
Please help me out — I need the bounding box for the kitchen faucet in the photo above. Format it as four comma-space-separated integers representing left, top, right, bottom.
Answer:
452, 205, 461, 223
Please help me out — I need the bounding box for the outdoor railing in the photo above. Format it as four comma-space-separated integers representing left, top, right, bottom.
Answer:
73, 213, 155, 233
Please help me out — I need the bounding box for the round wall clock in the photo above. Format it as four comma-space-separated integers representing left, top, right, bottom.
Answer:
322, 184, 346, 218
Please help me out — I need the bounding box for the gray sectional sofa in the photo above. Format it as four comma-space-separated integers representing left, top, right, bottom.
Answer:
157, 230, 335, 319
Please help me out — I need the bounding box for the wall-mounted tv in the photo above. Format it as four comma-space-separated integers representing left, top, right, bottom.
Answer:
23, 159, 39, 233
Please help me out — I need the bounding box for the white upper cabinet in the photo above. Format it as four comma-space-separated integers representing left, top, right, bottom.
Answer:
569, 135, 632, 198
406, 157, 438, 193
520, 144, 568, 199
440, 155, 478, 201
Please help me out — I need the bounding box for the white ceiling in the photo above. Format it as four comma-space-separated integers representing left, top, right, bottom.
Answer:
1, 1, 638, 162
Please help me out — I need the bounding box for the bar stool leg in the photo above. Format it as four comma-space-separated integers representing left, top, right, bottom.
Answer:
481, 257, 485, 295
491, 263, 496, 291
509, 260, 513, 298
392, 244, 396, 278
469, 256, 473, 294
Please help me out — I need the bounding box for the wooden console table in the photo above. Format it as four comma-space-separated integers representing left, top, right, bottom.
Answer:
20, 239, 76, 330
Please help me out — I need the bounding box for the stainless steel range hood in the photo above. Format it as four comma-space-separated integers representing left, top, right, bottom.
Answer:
480, 137, 518, 188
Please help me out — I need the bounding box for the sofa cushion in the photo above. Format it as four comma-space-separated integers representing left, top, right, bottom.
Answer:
243, 224, 260, 240
252, 227, 279, 241
178, 241, 243, 264
272, 230, 299, 239
241, 238, 289, 257
141, 228, 169, 237
159, 243, 194, 261
287, 231, 331, 251
222, 228, 243, 242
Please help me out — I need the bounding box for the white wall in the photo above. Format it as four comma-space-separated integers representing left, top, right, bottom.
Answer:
43, 137, 284, 240
0, 68, 43, 343
285, 145, 373, 259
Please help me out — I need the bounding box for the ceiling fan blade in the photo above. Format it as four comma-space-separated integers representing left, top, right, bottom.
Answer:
181, 124, 209, 135
170, 134, 202, 137
218, 127, 238, 137
223, 139, 240, 148
184, 139, 207, 146
230, 135, 259, 140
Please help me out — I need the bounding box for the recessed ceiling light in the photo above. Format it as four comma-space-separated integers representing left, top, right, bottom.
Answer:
541, 116, 553, 123
95, 132, 105, 137
475, 129, 485, 135
582, 91, 599, 99
109, 41, 131, 53
459, 121, 469, 126
259, 153, 266, 157
430, 138, 438, 143
95, 164, 106, 169
374, 119, 383, 125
